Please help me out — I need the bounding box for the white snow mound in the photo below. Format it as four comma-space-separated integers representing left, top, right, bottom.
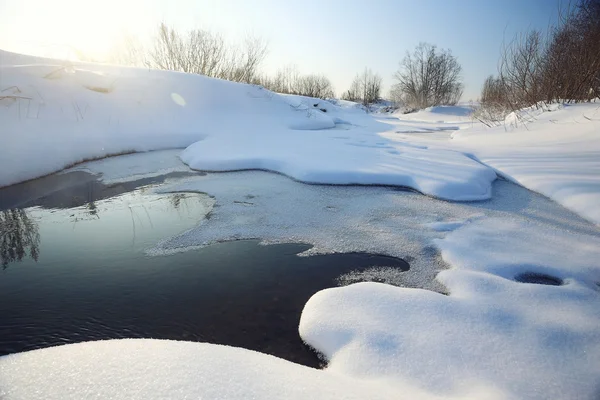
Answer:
300, 218, 600, 400
1, 50, 496, 200
0, 50, 333, 187
0, 338, 451, 400
452, 103, 600, 224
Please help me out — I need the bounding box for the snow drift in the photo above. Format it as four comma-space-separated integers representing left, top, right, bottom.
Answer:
383, 102, 600, 224
0, 49, 333, 187
0, 49, 496, 200
300, 218, 600, 400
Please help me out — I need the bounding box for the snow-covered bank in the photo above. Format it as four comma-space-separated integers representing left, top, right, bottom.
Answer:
2, 50, 598, 216
384, 103, 600, 224
1, 50, 496, 200
453, 103, 600, 224
0, 50, 332, 187
3, 150, 600, 399
300, 218, 600, 400
0, 339, 404, 400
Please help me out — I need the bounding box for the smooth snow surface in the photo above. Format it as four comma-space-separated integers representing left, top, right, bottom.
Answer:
454, 103, 600, 224
0, 50, 332, 187
300, 218, 600, 400
0, 339, 405, 400
384, 103, 600, 224
1, 50, 495, 200
179, 95, 495, 201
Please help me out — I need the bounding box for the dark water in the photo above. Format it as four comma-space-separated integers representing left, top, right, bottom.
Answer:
0, 173, 409, 368
515, 272, 563, 286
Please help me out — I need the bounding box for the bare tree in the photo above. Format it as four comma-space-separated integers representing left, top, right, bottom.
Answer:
498, 30, 546, 108
476, 0, 600, 126
341, 76, 361, 102
543, 0, 600, 102
393, 43, 463, 110
342, 68, 382, 106
222, 36, 269, 83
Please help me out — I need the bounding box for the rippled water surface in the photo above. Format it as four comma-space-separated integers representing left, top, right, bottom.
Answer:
0, 172, 409, 367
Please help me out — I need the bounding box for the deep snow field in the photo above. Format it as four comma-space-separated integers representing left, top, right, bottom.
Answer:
1, 50, 599, 400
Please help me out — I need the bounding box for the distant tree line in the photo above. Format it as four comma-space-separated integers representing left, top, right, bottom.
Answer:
92, 23, 466, 109
252, 65, 335, 99
91, 1, 600, 115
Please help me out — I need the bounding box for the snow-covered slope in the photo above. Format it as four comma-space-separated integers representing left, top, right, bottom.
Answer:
0, 50, 332, 187
453, 103, 600, 224
383, 103, 600, 224
0, 339, 406, 400
0, 50, 496, 200
300, 218, 600, 400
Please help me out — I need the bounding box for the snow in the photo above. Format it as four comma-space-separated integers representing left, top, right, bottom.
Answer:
0, 49, 332, 187
65, 149, 193, 184
453, 103, 600, 224
1, 49, 496, 200
395, 105, 475, 123
0, 339, 405, 400
300, 218, 600, 400
3, 48, 600, 400
178, 93, 496, 201
383, 102, 600, 224
2, 50, 598, 218
180, 132, 495, 201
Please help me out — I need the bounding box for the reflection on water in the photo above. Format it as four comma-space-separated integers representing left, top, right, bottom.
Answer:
0, 173, 410, 368
0, 170, 195, 212
0, 209, 40, 268
0, 187, 213, 270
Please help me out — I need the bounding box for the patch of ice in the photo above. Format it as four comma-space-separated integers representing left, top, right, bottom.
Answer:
146, 170, 599, 294
424, 214, 484, 232
65, 149, 194, 184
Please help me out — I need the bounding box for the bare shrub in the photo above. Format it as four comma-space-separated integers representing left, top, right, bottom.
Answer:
253, 66, 334, 99
478, 0, 600, 125
222, 36, 269, 83
342, 68, 382, 107
498, 30, 546, 109
474, 75, 510, 126
294, 74, 335, 99
393, 43, 463, 110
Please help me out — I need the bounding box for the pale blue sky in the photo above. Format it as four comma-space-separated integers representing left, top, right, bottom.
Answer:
0, 0, 563, 99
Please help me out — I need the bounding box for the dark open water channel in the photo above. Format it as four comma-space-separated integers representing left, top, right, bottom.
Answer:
0, 172, 409, 368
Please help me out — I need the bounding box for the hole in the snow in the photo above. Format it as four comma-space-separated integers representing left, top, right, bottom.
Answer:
514, 272, 563, 286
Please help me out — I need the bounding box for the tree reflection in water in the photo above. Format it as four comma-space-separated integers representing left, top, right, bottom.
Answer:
0, 209, 40, 268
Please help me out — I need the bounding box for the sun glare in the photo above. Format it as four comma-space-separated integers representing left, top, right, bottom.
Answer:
1, 0, 146, 61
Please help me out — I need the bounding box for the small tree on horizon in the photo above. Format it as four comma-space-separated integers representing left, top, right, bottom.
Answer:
393, 42, 463, 110
342, 68, 382, 107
